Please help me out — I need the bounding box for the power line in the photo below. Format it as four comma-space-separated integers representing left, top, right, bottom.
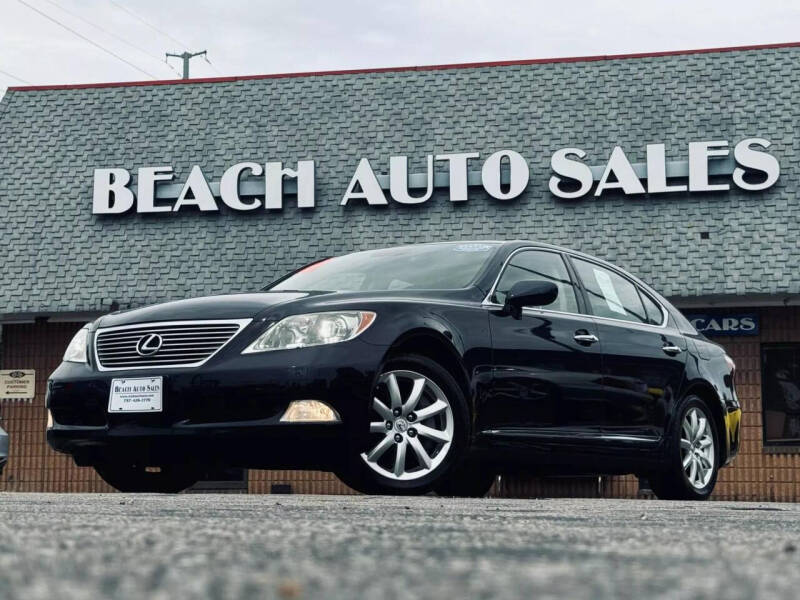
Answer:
203, 54, 223, 76
108, 0, 189, 50
39, 0, 180, 76
16, 0, 157, 79
0, 68, 32, 85
109, 0, 230, 76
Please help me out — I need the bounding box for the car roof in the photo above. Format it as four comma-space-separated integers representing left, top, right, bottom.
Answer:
500, 239, 664, 294
385, 240, 631, 276
406, 239, 666, 300
343, 240, 664, 301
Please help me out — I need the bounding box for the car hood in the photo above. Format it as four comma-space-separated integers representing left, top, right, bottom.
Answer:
95, 292, 309, 328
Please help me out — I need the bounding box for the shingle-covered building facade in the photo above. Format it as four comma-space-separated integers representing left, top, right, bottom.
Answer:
2, 42, 800, 499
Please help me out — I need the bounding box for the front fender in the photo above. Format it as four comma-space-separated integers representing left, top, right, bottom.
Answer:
358, 303, 492, 431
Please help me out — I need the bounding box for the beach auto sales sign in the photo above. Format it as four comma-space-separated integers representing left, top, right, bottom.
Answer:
92, 137, 779, 214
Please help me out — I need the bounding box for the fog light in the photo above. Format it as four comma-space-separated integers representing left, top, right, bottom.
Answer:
280, 400, 341, 423
46, 410, 54, 429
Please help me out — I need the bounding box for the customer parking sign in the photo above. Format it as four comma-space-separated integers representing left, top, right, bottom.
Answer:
0, 370, 35, 401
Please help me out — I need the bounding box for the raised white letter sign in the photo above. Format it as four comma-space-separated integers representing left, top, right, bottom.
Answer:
92, 136, 779, 215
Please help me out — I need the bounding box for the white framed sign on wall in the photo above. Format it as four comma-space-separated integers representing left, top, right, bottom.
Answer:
0, 370, 35, 402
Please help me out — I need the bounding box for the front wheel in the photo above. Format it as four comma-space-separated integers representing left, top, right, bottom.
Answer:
650, 396, 719, 500
338, 354, 469, 495
94, 461, 199, 493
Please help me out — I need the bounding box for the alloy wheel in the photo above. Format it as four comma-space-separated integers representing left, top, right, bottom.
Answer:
361, 369, 454, 481
680, 407, 715, 489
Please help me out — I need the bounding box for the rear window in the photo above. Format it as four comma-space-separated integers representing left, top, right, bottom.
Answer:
640, 289, 665, 325
572, 259, 648, 324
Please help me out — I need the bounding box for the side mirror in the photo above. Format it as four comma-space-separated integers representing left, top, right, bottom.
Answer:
504, 280, 559, 319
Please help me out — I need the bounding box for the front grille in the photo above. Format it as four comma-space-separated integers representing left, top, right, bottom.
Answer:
94, 319, 251, 370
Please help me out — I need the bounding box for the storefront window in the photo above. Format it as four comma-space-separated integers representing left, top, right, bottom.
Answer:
762, 345, 800, 445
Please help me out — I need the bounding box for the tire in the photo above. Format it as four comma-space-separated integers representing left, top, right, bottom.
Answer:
650, 395, 719, 500
94, 461, 199, 493
433, 460, 496, 497
338, 354, 469, 495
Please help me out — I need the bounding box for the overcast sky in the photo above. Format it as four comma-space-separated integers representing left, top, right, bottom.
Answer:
2, 0, 800, 97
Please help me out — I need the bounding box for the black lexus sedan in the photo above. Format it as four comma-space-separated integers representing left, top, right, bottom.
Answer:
47, 241, 741, 499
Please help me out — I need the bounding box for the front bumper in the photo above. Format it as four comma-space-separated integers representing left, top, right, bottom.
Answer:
46, 339, 383, 469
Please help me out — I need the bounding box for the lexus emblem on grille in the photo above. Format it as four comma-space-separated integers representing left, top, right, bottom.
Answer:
135, 333, 164, 356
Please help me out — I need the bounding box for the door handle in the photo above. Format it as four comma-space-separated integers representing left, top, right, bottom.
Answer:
662, 344, 683, 355
573, 332, 599, 345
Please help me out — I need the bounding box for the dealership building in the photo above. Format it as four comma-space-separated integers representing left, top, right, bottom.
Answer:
2, 42, 800, 499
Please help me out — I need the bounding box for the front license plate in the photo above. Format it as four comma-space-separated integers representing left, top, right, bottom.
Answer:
108, 377, 163, 413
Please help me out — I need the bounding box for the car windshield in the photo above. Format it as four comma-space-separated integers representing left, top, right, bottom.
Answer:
268, 242, 501, 292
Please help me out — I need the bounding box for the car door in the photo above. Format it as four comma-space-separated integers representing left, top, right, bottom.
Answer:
482, 248, 605, 441
569, 257, 688, 443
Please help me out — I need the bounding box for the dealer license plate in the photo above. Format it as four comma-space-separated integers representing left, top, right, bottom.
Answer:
108, 377, 163, 413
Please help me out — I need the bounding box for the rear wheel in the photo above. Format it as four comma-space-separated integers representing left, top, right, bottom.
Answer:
94, 461, 199, 493
650, 396, 719, 500
338, 354, 468, 495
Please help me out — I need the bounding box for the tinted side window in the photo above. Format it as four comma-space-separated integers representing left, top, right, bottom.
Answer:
640, 289, 664, 325
492, 250, 579, 314
573, 259, 647, 323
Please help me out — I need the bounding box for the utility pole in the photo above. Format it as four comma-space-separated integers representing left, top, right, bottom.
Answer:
165, 50, 207, 79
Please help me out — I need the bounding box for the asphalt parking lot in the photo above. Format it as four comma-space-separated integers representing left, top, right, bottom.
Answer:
0, 493, 798, 600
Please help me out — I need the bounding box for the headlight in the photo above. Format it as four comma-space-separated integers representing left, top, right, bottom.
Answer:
63, 326, 90, 363
243, 311, 376, 353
